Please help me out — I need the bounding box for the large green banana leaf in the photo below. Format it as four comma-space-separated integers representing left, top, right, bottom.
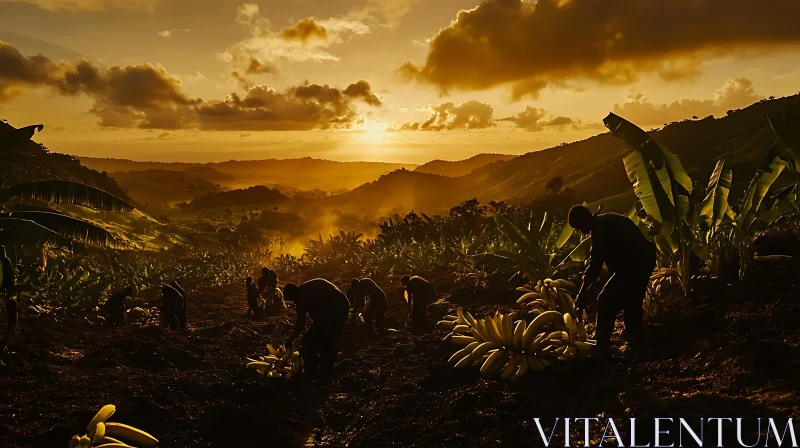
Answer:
739, 144, 787, 233
1, 180, 135, 212
0, 217, 72, 249
700, 159, 733, 228
0, 211, 120, 248
0, 124, 44, 155
604, 113, 693, 195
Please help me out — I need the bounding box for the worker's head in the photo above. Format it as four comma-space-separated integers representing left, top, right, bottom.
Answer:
568, 205, 594, 235
351, 278, 360, 288
400, 275, 411, 286
246, 277, 253, 284
0, 245, 6, 256
261, 267, 269, 276
123, 286, 134, 295
283, 283, 299, 301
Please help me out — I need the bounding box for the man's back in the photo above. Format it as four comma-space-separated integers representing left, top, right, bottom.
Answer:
297, 279, 350, 321
592, 212, 653, 273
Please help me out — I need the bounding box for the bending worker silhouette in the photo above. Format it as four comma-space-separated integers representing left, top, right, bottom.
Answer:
570, 205, 656, 354
284, 278, 350, 378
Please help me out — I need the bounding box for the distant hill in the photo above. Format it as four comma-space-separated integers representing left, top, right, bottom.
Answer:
78, 157, 417, 200
179, 186, 290, 212
320, 94, 800, 215
108, 169, 231, 207
323, 168, 466, 216
467, 94, 800, 208
415, 153, 515, 177
0, 121, 134, 204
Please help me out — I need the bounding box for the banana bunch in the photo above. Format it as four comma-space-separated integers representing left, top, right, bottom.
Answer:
127, 307, 160, 329
346, 311, 365, 325
68, 404, 159, 447
439, 307, 595, 380
515, 278, 577, 315
246, 344, 304, 379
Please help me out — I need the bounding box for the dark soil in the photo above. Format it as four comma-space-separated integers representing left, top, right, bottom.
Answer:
1, 263, 799, 447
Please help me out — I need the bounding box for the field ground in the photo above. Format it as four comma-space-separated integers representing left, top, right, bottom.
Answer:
1, 264, 799, 447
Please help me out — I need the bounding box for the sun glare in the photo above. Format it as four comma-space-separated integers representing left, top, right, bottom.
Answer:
356, 119, 390, 144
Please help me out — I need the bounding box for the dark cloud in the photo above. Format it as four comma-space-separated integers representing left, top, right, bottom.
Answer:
400, 0, 800, 98
500, 106, 602, 132
612, 78, 762, 126
400, 100, 495, 131
0, 41, 380, 131
280, 18, 329, 44
195, 80, 382, 131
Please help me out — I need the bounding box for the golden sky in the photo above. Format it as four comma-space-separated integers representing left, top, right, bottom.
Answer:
1, 0, 800, 163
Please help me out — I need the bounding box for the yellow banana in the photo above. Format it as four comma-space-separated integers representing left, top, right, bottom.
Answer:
527, 332, 549, 353
103, 423, 159, 448
448, 342, 481, 365
436, 320, 456, 329
516, 292, 540, 304
527, 355, 543, 371
456, 308, 467, 325
87, 405, 116, 433
574, 340, 595, 352
92, 422, 106, 445
500, 353, 519, 380
480, 349, 507, 376
484, 317, 504, 344
443, 314, 459, 321
96, 444, 137, 448
266, 344, 279, 357
511, 354, 529, 380
512, 320, 525, 351
95, 437, 130, 447
78, 436, 92, 448
453, 324, 472, 333
69, 435, 80, 448
451, 335, 476, 346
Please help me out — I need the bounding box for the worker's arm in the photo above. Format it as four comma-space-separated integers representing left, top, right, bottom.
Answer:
575, 233, 607, 310
287, 300, 307, 344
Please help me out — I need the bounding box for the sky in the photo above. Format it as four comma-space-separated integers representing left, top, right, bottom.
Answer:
1, 0, 800, 163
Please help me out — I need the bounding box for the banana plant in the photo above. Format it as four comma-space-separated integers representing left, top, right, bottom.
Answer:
467, 212, 582, 280
0, 124, 136, 250
605, 112, 701, 295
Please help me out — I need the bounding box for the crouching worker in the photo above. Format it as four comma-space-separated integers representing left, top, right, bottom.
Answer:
245, 277, 259, 316
401, 275, 434, 330
160, 284, 183, 330
569, 205, 656, 356
350, 278, 387, 335
284, 279, 349, 379
104, 286, 133, 326
263, 270, 286, 314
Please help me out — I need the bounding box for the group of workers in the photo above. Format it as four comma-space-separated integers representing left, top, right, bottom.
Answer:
1, 204, 656, 374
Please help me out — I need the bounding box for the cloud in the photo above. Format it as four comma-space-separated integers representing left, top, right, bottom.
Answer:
500, 106, 603, 132
399, 100, 495, 131
157, 28, 190, 38
6, 0, 156, 12
612, 78, 762, 126
399, 0, 800, 98
0, 41, 381, 131
195, 80, 383, 131
350, 0, 424, 29
775, 71, 800, 81
221, 3, 370, 77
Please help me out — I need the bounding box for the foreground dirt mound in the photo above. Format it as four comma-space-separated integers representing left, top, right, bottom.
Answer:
1, 265, 799, 447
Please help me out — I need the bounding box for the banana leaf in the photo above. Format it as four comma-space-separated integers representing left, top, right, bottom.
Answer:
0, 211, 120, 248
739, 144, 787, 233
604, 113, 693, 194
1, 180, 135, 212
0, 124, 44, 155
768, 113, 800, 178
494, 214, 546, 265
554, 222, 574, 249
0, 217, 72, 249
700, 159, 733, 228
